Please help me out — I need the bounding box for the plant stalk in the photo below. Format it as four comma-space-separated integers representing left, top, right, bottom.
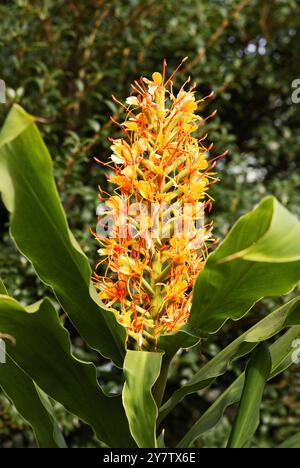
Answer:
153, 357, 171, 409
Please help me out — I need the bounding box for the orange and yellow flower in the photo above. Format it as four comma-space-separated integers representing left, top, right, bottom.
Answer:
93, 60, 222, 349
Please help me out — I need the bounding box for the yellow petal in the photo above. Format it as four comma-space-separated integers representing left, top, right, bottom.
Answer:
124, 121, 138, 131
126, 96, 139, 106
152, 72, 162, 84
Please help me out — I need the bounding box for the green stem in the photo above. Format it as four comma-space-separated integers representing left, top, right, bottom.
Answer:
155, 262, 172, 283
153, 358, 171, 409
163, 167, 191, 192
141, 277, 155, 297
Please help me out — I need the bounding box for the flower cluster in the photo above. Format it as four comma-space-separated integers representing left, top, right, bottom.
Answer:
94, 60, 220, 349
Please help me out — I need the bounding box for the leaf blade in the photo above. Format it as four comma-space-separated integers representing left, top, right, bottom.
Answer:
0, 277, 7, 294
0, 294, 134, 448
123, 350, 162, 448
0, 104, 126, 366
0, 355, 67, 448
227, 344, 271, 448
188, 197, 300, 336
279, 432, 300, 448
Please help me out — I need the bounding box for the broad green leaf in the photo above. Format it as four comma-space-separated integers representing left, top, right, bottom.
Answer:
0, 295, 134, 448
0, 277, 66, 448
0, 104, 126, 367
188, 197, 300, 335
123, 350, 162, 448
176, 326, 300, 447
159, 297, 300, 423
227, 344, 271, 448
279, 432, 300, 448
226, 200, 300, 263
0, 355, 66, 448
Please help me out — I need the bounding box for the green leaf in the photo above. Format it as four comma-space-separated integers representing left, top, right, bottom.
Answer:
227, 201, 300, 263
0, 295, 134, 448
0, 104, 126, 367
123, 350, 162, 448
159, 296, 300, 423
176, 326, 300, 448
267, 326, 300, 377
177, 375, 244, 448
0, 277, 7, 294
188, 197, 300, 335
278, 432, 300, 448
0, 278, 66, 448
269, 326, 300, 378
227, 344, 271, 448
157, 329, 199, 364
157, 430, 166, 448
0, 355, 66, 448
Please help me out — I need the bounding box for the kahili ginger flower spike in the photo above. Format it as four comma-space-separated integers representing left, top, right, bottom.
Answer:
93, 58, 224, 350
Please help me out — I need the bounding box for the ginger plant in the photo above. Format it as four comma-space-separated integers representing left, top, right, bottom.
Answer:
0, 63, 300, 448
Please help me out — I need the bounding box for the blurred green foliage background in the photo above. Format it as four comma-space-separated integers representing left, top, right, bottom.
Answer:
0, 0, 299, 448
